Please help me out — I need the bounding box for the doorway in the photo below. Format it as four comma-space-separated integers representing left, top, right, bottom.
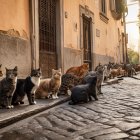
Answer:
39, 0, 57, 77
82, 14, 92, 70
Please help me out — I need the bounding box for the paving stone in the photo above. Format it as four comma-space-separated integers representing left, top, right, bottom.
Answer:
33, 135, 48, 140
53, 112, 73, 121
84, 127, 121, 139
63, 106, 100, 121
57, 108, 83, 120
28, 119, 43, 133
15, 128, 34, 139
72, 124, 111, 138
130, 128, 140, 135
116, 122, 140, 131
42, 131, 67, 140
129, 136, 140, 140
125, 116, 140, 122
46, 114, 82, 130
35, 116, 53, 127
93, 132, 129, 140
45, 126, 73, 137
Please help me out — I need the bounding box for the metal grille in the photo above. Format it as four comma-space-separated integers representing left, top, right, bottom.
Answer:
83, 15, 92, 70
39, 0, 57, 77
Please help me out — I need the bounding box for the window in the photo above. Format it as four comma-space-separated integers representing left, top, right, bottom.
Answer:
110, 0, 126, 20
100, 0, 107, 15
100, 0, 109, 23
110, 0, 122, 13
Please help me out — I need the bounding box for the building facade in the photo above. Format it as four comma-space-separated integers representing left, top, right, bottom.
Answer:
126, 0, 139, 62
0, 0, 127, 78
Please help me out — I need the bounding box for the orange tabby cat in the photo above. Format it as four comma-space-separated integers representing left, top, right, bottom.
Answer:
35, 69, 62, 99
66, 63, 89, 78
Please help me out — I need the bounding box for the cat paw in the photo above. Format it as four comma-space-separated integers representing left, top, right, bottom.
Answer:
10, 105, 14, 108
67, 90, 72, 96
56, 96, 59, 99
29, 101, 36, 105
12, 102, 20, 105
68, 101, 76, 105
95, 97, 98, 101
52, 95, 56, 99
20, 101, 24, 104
6, 106, 11, 109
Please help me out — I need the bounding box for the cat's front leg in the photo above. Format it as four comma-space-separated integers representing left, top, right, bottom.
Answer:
5, 96, 11, 109
27, 93, 36, 105
8, 96, 14, 108
55, 90, 59, 99
52, 91, 58, 99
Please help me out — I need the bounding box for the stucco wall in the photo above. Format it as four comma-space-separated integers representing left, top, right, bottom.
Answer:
0, 34, 31, 78
63, 0, 124, 69
0, 0, 29, 38
0, 0, 31, 78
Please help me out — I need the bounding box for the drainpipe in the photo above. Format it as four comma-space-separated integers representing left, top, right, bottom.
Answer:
123, 1, 129, 63
29, 0, 36, 69
138, 0, 140, 63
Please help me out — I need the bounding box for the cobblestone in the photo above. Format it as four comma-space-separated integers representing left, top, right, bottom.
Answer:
1, 76, 140, 139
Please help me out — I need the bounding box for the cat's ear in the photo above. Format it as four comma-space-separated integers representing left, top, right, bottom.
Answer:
38, 68, 41, 71
5, 67, 8, 71
14, 66, 18, 71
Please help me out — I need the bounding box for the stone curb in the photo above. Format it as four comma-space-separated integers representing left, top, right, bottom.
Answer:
102, 78, 119, 86
0, 96, 70, 129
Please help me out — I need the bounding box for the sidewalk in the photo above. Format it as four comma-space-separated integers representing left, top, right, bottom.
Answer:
0, 95, 70, 128
0, 78, 120, 129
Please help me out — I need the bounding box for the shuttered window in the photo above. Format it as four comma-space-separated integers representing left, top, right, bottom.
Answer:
100, 0, 107, 15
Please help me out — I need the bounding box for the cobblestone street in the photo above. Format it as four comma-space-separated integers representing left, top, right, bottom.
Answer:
0, 76, 140, 140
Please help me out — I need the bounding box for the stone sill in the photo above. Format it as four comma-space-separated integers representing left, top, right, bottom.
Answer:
99, 12, 109, 24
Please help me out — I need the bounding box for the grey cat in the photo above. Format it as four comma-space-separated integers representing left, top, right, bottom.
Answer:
84, 65, 104, 94
0, 66, 18, 109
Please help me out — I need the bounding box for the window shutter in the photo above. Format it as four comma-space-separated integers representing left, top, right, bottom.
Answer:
110, 0, 115, 11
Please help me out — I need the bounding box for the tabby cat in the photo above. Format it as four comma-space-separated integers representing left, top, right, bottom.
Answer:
0, 66, 18, 109
35, 69, 62, 99
58, 73, 83, 95
58, 63, 89, 95
12, 68, 41, 105
66, 63, 89, 78
0, 64, 3, 77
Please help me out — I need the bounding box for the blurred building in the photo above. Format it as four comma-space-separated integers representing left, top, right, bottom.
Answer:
126, 0, 139, 52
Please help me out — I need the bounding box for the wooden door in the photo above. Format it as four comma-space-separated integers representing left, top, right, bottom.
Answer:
83, 15, 92, 70
39, 0, 57, 77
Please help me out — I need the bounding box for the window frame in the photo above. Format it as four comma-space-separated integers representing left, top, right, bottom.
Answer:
100, 0, 107, 16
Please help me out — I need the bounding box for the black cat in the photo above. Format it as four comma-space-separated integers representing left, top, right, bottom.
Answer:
0, 66, 18, 109
69, 76, 98, 105
12, 68, 41, 105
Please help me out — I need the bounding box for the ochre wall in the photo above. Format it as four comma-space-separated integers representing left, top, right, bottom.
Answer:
0, 0, 29, 38
63, 0, 124, 69
0, 0, 31, 78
